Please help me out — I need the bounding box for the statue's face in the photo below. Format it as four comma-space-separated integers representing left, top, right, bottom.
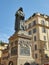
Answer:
17, 10, 25, 17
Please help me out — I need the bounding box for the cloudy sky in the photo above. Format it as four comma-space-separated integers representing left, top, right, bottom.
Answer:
0, 0, 49, 42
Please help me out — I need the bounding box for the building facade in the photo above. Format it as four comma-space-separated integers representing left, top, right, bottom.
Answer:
0, 42, 8, 64
24, 13, 49, 64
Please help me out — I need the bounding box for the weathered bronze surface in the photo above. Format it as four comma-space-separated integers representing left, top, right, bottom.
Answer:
15, 7, 25, 32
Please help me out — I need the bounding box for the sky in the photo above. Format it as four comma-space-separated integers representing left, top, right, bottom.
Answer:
0, 0, 49, 43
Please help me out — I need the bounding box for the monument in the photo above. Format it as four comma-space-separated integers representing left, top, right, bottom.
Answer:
8, 7, 35, 65
15, 7, 25, 32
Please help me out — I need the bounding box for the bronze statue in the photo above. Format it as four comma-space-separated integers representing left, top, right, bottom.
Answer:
15, 7, 25, 32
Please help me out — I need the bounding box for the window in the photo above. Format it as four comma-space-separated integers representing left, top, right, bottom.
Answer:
33, 28, 36, 33
35, 45, 37, 50
28, 30, 32, 35
11, 46, 17, 56
41, 20, 45, 25
45, 54, 48, 58
15, 40, 18, 45
34, 36, 36, 41
28, 23, 31, 28
8, 61, 13, 65
44, 36, 46, 40
11, 42, 13, 46
33, 20, 36, 26
42, 27, 46, 33
35, 53, 38, 58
